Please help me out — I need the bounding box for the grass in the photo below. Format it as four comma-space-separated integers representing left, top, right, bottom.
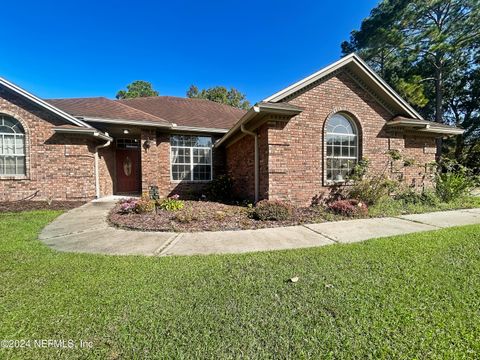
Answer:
368, 195, 480, 218
1, 211, 480, 359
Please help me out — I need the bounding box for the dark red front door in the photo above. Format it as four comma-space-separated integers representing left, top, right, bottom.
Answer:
116, 149, 141, 193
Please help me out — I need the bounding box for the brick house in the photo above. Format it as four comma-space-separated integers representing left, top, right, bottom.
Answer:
0, 54, 463, 205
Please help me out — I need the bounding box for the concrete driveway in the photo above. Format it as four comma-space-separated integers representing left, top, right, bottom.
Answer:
39, 199, 480, 256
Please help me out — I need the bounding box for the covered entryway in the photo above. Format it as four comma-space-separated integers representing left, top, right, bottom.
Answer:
115, 138, 141, 194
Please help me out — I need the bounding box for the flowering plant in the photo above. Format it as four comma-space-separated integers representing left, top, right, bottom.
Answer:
119, 198, 138, 214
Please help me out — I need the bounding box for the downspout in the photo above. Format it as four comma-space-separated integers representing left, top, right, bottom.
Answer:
94, 133, 111, 199
241, 124, 259, 203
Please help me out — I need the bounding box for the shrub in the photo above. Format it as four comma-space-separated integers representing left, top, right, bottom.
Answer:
134, 197, 155, 214
159, 194, 185, 212
436, 172, 474, 202
348, 176, 397, 206
206, 175, 234, 202
118, 198, 138, 214
394, 188, 439, 206
251, 200, 293, 221
435, 160, 477, 202
327, 199, 368, 217
174, 209, 197, 223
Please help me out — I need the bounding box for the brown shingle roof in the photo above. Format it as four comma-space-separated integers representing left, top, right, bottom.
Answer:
46, 97, 170, 125
118, 96, 246, 130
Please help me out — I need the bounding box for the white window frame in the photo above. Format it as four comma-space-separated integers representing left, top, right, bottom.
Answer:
324, 114, 359, 184
0, 116, 26, 177
170, 135, 213, 182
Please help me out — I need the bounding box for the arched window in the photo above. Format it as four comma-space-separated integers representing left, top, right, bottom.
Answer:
0, 115, 26, 176
325, 113, 358, 182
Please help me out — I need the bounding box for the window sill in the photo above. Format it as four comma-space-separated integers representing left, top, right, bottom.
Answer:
324, 180, 354, 187
0, 175, 29, 181
170, 180, 212, 184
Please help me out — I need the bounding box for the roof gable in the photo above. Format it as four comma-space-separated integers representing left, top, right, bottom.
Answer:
0, 76, 93, 128
263, 53, 424, 120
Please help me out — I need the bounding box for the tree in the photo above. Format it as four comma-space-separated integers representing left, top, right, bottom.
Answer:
342, 0, 480, 158
187, 85, 251, 110
116, 80, 159, 99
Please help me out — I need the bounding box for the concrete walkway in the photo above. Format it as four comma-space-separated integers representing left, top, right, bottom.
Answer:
39, 199, 480, 256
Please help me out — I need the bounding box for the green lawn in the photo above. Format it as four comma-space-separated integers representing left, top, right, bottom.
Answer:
1, 211, 480, 359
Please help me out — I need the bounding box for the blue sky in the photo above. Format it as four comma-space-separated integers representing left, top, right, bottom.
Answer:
1, 0, 378, 103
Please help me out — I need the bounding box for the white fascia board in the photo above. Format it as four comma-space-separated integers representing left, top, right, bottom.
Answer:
0, 76, 94, 128
263, 53, 424, 120
81, 117, 171, 128
83, 117, 228, 134
263, 53, 357, 102
171, 125, 229, 134
53, 127, 113, 141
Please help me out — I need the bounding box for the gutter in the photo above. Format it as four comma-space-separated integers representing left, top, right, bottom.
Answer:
386, 120, 465, 136
94, 134, 112, 199
53, 127, 113, 141
240, 124, 259, 203
81, 117, 229, 134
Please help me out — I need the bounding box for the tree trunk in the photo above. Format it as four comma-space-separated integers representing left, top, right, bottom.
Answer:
434, 54, 444, 160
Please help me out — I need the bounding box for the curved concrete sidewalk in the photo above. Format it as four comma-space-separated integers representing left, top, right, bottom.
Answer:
39, 199, 480, 256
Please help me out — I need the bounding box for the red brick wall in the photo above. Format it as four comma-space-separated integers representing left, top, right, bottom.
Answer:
225, 71, 437, 206
0, 89, 100, 201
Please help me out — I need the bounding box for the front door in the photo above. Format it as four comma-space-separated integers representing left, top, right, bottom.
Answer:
116, 148, 141, 194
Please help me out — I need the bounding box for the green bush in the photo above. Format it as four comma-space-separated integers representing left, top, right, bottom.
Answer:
348, 176, 397, 206
158, 194, 185, 212
251, 200, 293, 221
394, 188, 440, 206
206, 175, 234, 202
435, 161, 476, 202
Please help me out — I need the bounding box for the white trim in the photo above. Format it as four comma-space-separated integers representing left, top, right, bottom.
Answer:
53, 127, 113, 141
81, 117, 170, 128
0, 76, 93, 128
82, 117, 228, 134
263, 53, 424, 120
324, 113, 359, 184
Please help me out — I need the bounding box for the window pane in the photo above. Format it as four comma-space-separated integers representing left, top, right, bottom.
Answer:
349, 147, 357, 157
171, 147, 190, 164
0, 156, 3, 175
4, 135, 14, 155
16, 157, 25, 175
193, 165, 211, 181
342, 146, 349, 157
326, 145, 332, 156
333, 145, 341, 156
193, 148, 211, 164
15, 136, 25, 155
4, 156, 15, 174
194, 137, 212, 147
172, 165, 191, 181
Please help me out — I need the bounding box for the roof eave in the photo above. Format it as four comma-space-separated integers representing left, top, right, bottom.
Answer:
81, 116, 171, 128
386, 120, 464, 136
215, 103, 302, 147
0, 77, 94, 129
53, 127, 113, 141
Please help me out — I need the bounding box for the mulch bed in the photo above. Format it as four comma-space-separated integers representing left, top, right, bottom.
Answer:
0, 200, 86, 213
109, 201, 327, 232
